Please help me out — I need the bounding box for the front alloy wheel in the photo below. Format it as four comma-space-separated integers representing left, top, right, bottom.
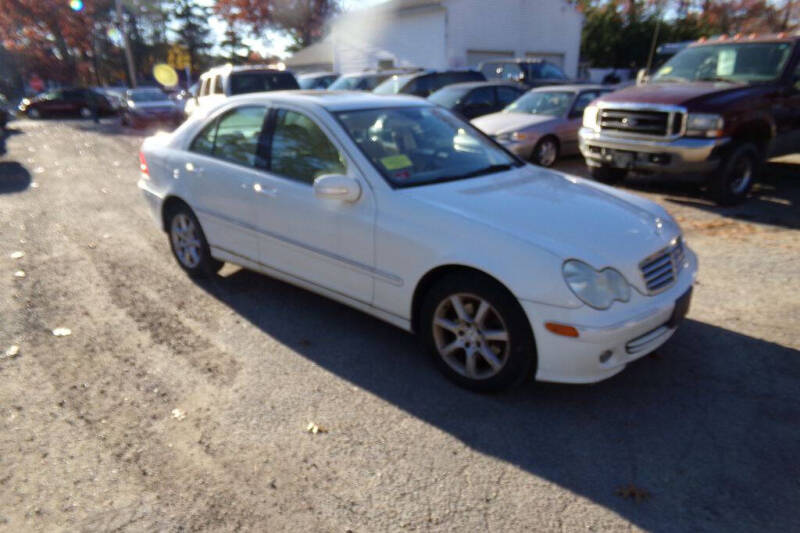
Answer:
532, 137, 559, 167
420, 272, 536, 392
433, 294, 510, 380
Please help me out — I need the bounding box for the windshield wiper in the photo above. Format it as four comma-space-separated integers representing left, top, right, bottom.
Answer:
447, 163, 516, 181
653, 76, 692, 83
696, 76, 735, 83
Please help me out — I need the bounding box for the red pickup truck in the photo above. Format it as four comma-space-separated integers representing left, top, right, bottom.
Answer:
580, 34, 800, 205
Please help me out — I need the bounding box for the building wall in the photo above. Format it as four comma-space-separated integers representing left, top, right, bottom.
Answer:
330, 0, 582, 76
332, 5, 447, 73
445, 0, 583, 76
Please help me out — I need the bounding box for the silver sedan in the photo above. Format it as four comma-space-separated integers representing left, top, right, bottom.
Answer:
472, 85, 610, 167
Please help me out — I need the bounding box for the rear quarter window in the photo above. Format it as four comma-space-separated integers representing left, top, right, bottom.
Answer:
229, 72, 300, 95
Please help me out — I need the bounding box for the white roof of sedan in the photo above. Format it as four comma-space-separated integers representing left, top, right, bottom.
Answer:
225, 90, 430, 112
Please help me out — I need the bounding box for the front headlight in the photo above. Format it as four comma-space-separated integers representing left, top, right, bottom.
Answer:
582, 105, 599, 130
495, 131, 529, 143
685, 113, 724, 138
562, 260, 631, 310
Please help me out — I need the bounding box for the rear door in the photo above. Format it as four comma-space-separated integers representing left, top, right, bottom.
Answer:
495, 85, 524, 110
180, 105, 269, 260
771, 57, 800, 156
461, 86, 495, 119
253, 106, 375, 304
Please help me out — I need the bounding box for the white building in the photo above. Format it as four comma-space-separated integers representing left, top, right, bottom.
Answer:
292, 0, 583, 77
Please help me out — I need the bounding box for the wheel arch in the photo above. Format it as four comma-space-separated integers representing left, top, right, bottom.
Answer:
160, 195, 192, 232
730, 119, 773, 156
410, 264, 519, 334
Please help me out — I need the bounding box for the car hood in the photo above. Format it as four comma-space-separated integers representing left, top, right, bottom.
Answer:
599, 81, 749, 107
402, 165, 681, 291
472, 112, 557, 134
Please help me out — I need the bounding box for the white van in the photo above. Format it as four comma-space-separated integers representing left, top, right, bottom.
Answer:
184, 65, 299, 116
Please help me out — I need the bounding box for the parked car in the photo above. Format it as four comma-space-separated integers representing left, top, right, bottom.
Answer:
120, 87, 183, 129
184, 65, 299, 116
328, 70, 415, 92
480, 59, 571, 88
0, 93, 9, 130
428, 81, 526, 119
473, 85, 611, 166
373, 70, 485, 97
580, 34, 800, 205
18, 88, 115, 119
298, 72, 340, 90
138, 92, 697, 391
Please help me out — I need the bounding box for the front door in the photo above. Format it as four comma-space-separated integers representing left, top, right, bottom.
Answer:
179, 105, 269, 260
253, 107, 375, 305
771, 60, 800, 157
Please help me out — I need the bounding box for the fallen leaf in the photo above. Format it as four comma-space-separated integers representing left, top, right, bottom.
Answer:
616, 484, 650, 503
10, 251, 25, 259
171, 408, 186, 421
87, 243, 97, 249
3, 345, 19, 358
306, 422, 328, 435
14, 270, 26, 278
52, 327, 72, 337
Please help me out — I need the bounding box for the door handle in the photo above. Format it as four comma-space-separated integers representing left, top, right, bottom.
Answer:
253, 183, 277, 197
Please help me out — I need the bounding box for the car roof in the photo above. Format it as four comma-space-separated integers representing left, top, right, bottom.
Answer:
222, 90, 431, 112
689, 34, 799, 46
435, 81, 526, 91
200, 65, 291, 78
529, 84, 607, 93
299, 72, 339, 79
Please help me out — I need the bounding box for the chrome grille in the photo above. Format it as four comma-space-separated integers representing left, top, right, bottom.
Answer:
598, 108, 685, 139
639, 239, 686, 293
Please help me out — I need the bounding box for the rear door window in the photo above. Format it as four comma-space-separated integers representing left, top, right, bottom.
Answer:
189, 106, 269, 168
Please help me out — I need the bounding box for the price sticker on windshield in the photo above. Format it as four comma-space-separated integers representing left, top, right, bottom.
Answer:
381, 154, 413, 171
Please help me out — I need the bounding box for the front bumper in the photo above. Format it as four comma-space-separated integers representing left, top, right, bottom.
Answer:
579, 128, 730, 175
496, 138, 538, 160
522, 246, 698, 384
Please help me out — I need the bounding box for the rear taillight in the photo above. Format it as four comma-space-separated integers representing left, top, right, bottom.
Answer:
139, 151, 149, 176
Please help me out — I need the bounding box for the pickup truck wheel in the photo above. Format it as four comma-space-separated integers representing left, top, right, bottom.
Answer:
166, 205, 223, 278
420, 271, 536, 393
708, 142, 760, 206
589, 165, 627, 184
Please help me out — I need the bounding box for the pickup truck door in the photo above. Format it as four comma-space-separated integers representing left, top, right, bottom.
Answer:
771, 61, 800, 157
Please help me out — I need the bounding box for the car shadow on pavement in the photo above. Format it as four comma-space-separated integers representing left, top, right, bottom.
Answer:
0, 161, 32, 194
194, 268, 800, 532
70, 120, 177, 138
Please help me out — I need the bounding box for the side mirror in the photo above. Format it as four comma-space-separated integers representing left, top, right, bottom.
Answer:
313, 174, 361, 202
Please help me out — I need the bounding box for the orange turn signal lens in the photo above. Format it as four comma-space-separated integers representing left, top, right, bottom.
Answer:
545, 322, 580, 338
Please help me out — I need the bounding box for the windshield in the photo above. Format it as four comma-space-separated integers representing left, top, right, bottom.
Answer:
230, 72, 299, 95
527, 62, 568, 80
336, 106, 521, 188
505, 90, 573, 116
128, 89, 170, 102
428, 86, 469, 108
373, 74, 414, 95
653, 42, 793, 83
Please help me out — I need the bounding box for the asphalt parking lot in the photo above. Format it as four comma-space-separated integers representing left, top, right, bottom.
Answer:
1, 118, 799, 532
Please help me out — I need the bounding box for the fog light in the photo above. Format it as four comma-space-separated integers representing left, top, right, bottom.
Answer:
599, 350, 613, 363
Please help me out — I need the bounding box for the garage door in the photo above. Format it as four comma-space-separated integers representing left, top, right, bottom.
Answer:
526, 52, 565, 68
466, 50, 514, 68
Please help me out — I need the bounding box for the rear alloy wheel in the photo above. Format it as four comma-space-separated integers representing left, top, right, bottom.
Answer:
79, 107, 93, 119
420, 272, 536, 392
532, 136, 559, 167
589, 165, 628, 184
166, 206, 223, 277
708, 142, 760, 206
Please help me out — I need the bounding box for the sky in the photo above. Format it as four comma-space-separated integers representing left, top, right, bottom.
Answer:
209, 0, 390, 59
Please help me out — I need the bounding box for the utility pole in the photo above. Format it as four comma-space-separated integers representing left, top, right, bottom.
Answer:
115, 0, 137, 88
645, 1, 664, 75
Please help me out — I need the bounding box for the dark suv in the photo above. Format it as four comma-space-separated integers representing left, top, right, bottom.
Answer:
479, 59, 570, 88
18, 88, 115, 119
373, 70, 485, 97
580, 34, 800, 205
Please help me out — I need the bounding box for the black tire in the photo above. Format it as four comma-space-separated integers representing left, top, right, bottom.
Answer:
531, 136, 559, 167
707, 142, 760, 206
419, 271, 537, 393
589, 165, 628, 184
165, 204, 223, 278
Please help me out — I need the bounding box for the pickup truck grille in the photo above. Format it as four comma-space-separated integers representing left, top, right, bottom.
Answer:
599, 108, 684, 138
640, 238, 686, 293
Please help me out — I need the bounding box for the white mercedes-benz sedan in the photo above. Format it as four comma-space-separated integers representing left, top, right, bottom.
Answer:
138, 91, 697, 392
